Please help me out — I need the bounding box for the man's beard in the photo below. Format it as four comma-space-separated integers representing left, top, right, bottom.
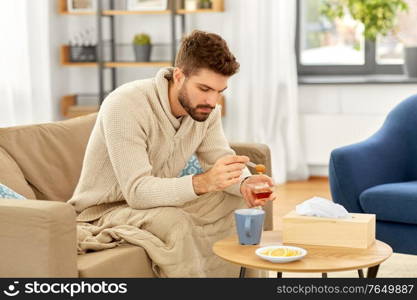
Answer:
178, 84, 215, 122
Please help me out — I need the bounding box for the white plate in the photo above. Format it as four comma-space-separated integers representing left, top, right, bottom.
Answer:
255, 245, 307, 263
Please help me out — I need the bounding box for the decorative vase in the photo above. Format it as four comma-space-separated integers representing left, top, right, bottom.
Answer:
133, 44, 152, 62
404, 47, 417, 78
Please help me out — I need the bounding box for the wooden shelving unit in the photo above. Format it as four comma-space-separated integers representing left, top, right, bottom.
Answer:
60, 45, 171, 68
59, 0, 225, 118
60, 45, 97, 67
60, 95, 98, 119
58, 0, 224, 15
58, 0, 95, 15
105, 61, 172, 68
177, 0, 224, 14
102, 10, 171, 15
177, 9, 221, 14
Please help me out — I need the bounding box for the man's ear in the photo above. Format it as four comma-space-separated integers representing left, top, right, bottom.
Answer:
173, 67, 185, 86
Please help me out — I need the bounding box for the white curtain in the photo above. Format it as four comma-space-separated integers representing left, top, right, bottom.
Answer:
0, 0, 52, 127
192, 0, 309, 183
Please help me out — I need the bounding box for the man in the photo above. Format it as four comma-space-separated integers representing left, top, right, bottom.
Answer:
69, 30, 276, 277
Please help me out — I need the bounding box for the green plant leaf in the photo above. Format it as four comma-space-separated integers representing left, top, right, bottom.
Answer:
321, 0, 408, 41
133, 33, 151, 45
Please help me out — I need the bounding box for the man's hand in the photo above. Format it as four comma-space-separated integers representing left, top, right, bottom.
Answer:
192, 155, 249, 195
240, 174, 276, 208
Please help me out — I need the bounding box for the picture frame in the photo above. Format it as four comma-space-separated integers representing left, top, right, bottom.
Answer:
67, 0, 97, 12
127, 0, 168, 11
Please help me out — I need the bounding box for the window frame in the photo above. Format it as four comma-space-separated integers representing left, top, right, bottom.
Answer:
295, 0, 404, 76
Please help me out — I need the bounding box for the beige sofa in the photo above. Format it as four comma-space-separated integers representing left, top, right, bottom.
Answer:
0, 113, 273, 277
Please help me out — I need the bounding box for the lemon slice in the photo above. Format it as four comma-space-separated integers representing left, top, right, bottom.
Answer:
258, 246, 305, 261
267, 248, 275, 256
260, 249, 272, 256
285, 247, 291, 257
260, 250, 269, 256
270, 248, 286, 257
285, 249, 301, 257
259, 247, 303, 257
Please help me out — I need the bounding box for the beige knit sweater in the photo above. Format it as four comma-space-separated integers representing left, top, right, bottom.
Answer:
68, 68, 250, 213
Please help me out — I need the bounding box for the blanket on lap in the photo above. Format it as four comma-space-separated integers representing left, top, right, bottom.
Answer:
76, 191, 245, 277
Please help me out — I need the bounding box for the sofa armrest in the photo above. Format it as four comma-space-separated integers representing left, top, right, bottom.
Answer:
230, 142, 273, 231
0, 199, 78, 277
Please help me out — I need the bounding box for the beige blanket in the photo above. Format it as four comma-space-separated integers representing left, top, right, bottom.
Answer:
76, 191, 247, 277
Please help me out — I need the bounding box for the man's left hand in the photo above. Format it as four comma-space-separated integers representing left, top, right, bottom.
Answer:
240, 174, 276, 208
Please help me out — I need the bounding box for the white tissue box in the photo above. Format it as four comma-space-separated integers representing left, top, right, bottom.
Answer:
282, 210, 376, 249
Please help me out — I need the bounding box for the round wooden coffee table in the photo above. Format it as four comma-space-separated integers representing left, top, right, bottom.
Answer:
213, 231, 392, 278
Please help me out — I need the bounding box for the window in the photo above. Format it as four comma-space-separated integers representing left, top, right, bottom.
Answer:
376, 33, 404, 65
296, 0, 404, 76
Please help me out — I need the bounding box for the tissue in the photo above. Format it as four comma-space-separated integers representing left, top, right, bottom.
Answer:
295, 197, 350, 219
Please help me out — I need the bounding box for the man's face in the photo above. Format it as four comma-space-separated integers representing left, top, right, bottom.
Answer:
177, 68, 229, 122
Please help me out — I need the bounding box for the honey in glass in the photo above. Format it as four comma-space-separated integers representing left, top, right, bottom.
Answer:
249, 182, 272, 199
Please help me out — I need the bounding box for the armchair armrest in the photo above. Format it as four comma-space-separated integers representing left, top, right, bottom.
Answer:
0, 199, 78, 277
230, 142, 273, 231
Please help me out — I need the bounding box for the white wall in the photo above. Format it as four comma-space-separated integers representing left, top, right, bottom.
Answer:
300, 84, 417, 176
49, 0, 70, 121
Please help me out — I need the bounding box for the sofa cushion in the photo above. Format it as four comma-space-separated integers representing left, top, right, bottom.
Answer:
0, 183, 25, 200
360, 181, 417, 225
77, 244, 155, 277
178, 154, 203, 177
0, 147, 36, 199
0, 114, 97, 202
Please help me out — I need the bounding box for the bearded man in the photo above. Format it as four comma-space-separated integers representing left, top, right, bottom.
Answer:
69, 30, 275, 277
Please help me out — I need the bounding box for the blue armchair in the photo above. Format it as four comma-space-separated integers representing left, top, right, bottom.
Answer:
329, 94, 417, 255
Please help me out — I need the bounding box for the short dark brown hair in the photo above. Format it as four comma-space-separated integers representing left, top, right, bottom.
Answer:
175, 30, 240, 77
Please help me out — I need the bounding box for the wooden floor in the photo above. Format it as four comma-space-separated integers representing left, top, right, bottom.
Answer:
273, 177, 331, 231
269, 177, 417, 277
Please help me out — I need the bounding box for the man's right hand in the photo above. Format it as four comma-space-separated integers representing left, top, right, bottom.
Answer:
192, 155, 249, 195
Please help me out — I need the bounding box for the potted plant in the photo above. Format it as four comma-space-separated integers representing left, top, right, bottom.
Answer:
199, 0, 212, 9
321, 0, 417, 77
132, 33, 152, 62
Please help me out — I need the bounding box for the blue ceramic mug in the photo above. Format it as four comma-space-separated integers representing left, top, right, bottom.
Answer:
234, 208, 265, 245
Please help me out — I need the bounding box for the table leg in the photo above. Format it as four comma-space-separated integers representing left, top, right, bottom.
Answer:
322, 273, 328, 278
277, 272, 282, 278
367, 265, 379, 278
239, 267, 246, 278
358, 269, 364, 278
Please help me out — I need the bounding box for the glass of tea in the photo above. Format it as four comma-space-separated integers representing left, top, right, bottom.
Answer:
247, 182, 273, 200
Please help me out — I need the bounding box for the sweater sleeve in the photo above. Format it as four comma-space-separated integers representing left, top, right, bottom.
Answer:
196, 106, 251, 197
100, 94, 199, 209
